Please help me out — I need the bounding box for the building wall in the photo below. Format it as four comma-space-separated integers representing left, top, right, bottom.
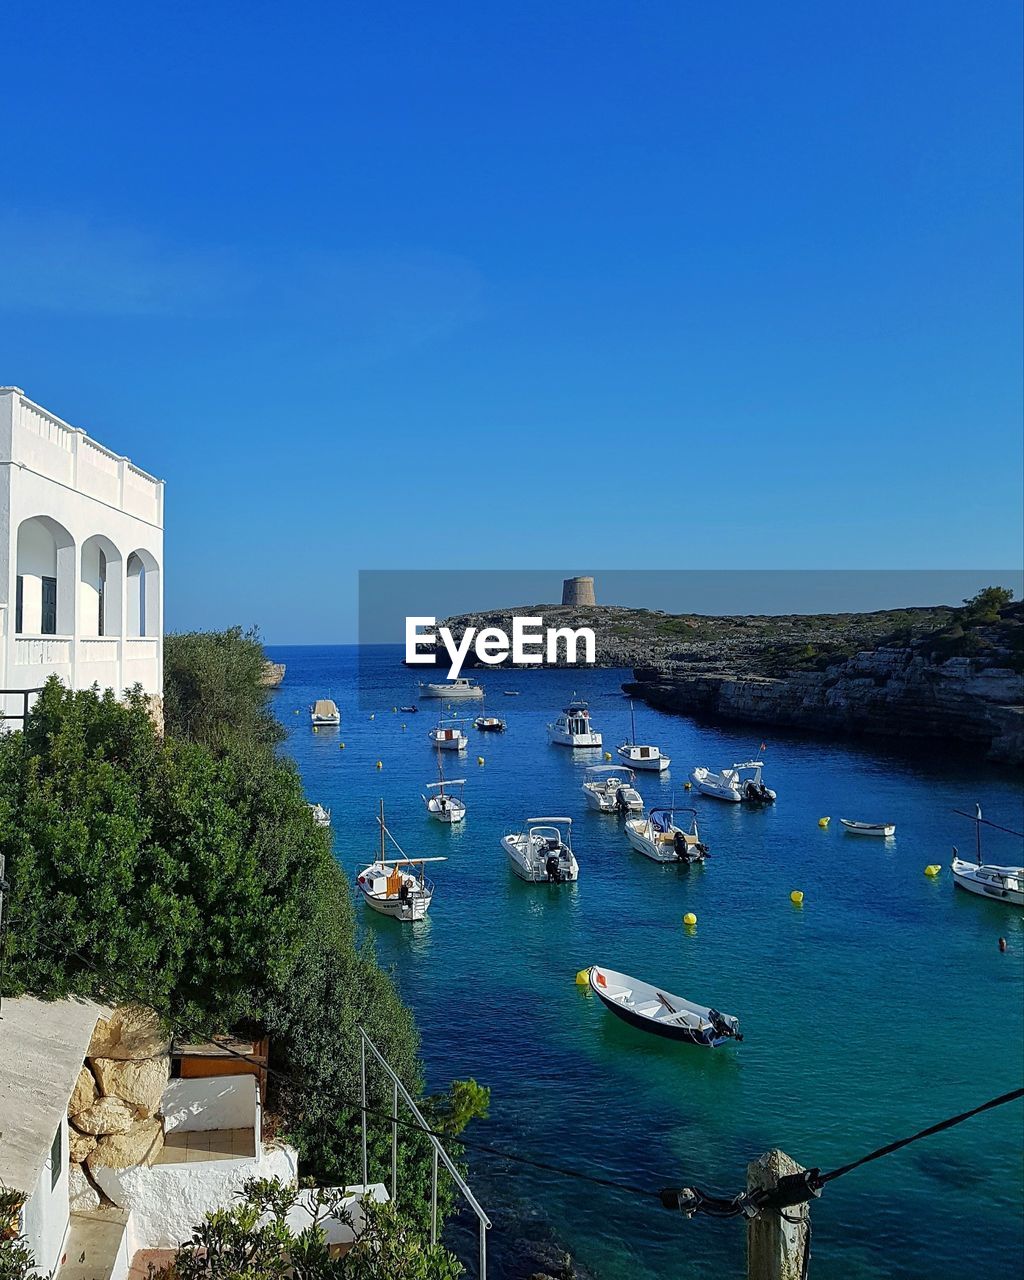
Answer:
0, 389, 164, 720
21, 1117, 70, 1278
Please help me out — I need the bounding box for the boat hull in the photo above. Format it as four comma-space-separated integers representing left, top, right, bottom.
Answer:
549, 730, 603, 748
840, 821, 895, 837
426, 802, 465, 824
359, 887, 432, 921
616, 747, 670, 772
419, 683, 483, 699
311, 716, 340, 727
501, 835, 579, 882
952, 866, 1024, 907
588, 969, 735, 1046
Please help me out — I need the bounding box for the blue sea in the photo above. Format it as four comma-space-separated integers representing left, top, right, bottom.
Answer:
267, 645, 1024, 1280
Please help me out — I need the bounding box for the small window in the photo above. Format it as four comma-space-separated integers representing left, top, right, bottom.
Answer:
50, 1124, 61, 1191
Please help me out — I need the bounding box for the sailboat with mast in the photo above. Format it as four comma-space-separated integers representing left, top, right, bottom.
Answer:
422, 751, 467, 824
950, 804, 1024, 907
356, 801, 446, 921
617, 700, 671, 772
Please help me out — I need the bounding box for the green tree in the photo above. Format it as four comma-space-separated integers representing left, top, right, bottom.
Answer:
962, 586, 1014, 625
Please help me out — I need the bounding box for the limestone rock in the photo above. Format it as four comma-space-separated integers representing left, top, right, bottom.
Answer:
68, 1127, 98, 1163
88, 1005, 171, 1062
73, 1096, 137, 1136
92, 1055, 170, 1116
68, 1064, 98, 1118
87, 1118, 164, 1171
68, 1163, 101, 1212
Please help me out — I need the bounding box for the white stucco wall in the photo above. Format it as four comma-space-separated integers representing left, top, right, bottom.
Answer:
161, 1075, 259, 1134
91, 1143, 300, 1250
20, 1117, 69, 1277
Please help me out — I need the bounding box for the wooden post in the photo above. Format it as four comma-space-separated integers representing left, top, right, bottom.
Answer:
747, 1149, 810, 1280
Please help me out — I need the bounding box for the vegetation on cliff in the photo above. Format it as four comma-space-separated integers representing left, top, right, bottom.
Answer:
0, 629, 485, 1236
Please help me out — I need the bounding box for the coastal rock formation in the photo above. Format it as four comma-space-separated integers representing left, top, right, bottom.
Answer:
91, 1055, 170, 1117
88, 1004, 172, 1062
261, 660, 286, 687
628, 648, 1023, 764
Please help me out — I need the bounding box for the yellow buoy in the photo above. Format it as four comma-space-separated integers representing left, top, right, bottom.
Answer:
790, 890, 804, 905
604, 751, 612, 761
683, 912, 697, 927
375, 760, 383, 770
575, 968, 591, 986
818, 817, 830, 828
925, 864, 941, 877
477, 756, 485, 766
684, 781, 692, 790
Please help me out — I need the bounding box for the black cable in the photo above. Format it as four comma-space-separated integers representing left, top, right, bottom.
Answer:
952, 810, 1024, 839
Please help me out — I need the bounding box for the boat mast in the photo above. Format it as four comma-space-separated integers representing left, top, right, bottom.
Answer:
975, 802, 983, 862
629, 699, 636, 746
379, 797, 386, 862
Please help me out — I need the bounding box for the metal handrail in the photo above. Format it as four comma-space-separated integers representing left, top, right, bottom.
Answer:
0, 687, 45, 725
359, 1026, 490, 1277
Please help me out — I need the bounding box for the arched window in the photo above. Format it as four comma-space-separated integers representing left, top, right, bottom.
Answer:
126, 549, 160, 638
80, 535, 122, 637
15, 516, 75, 635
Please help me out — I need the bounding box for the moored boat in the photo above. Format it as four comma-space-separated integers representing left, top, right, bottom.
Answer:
840, 819, 896, 837
356, 802, 446, 922
951, 856, 1024, 906
310, 698, 340, 726
473, 702, 506, 732
587, 966, 741, 1046
419, 677, 484, 699
548, 697, 602, 748
625, 807, 708, 863
691, 761, 775, 804
616, 700, 670, 771
422, 754, 466, 824
581, 764, 644, 813
502, 816, 579, 882
428, 717, 468, 751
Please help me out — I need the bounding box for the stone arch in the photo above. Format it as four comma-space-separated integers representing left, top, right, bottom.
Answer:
15, 515, 75, 635
126, 548, 160, 638
80, 534, 123, 638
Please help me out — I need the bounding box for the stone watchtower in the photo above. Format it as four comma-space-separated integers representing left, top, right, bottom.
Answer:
561, 576, 596, 607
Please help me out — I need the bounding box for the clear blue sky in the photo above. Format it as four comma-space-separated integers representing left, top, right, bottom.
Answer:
2, 1, 1021, 641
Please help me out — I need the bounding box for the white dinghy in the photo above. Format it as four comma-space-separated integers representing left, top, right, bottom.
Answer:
502, 816, 579, 883
949, 805, 1024, 907
691, 761, 776, 804
616, 700, 670, 772
356, 802, 446, 922
419, 677, 484, 699
428, 716, 468, 751
840, 819, 896, 838
625, 807, 708, 864
422, 753, 466, 824
587, 966, 741, 1047
581, 765, 644, 814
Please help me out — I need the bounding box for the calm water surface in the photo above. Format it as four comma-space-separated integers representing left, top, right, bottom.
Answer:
267, 645, 1023, 1280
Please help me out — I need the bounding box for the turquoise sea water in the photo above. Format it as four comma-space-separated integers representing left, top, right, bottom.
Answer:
267, 645, 1023, 1280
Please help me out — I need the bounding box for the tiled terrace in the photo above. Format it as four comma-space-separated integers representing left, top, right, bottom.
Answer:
155, 1126, 255, 1164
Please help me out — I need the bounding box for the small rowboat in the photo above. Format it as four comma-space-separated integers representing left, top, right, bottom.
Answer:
587, 966, 741, 1047
840, 820, 896, 838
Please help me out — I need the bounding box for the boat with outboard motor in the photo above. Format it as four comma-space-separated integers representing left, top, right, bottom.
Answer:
310, 698, 340, 726
691, 761, 776, 804
419, 677, 484, 699
616, 700, 670, 772
840, 819, 895, 837
625, 807, 708, 863
586, 966, 742, 1046
502, 816, 579, 883
356, 802, 446, 921
428, 716, 468, 751
548, 697, 602, 748
948, 804, 1024, 906
581, 764, 644, 813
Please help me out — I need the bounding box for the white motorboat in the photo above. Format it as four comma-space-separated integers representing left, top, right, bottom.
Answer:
422, 755, 466, 824
418, 677, 484, 699
502, 816, 579, 883
356, 802, 446, 922
587, 966, 742, 1046
625, 807, 708, 864
840, 819, 896, 838
309, 802, 331, 828
951, 856, 1024, 907
310, 698, 340, 726
548, 697, 602, 748
617, 700, 670, 771
948, 805, 1024, 907
581, 764, 644, 814
428, 717, 468, 751
691, 761, 776, 804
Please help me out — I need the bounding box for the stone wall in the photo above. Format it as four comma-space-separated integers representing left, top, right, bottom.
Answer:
66, 1005, 171, 1212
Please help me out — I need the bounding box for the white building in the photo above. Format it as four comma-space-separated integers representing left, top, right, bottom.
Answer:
0, 387, 163, 725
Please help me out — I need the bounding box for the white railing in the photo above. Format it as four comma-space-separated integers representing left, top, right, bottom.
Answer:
79, 637, 119, 663
359, 1028, 490, 1277
19, 399, 76, 452
125, 637, 159, 655
79, 433, 121, 476
14, 636, 72, 666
